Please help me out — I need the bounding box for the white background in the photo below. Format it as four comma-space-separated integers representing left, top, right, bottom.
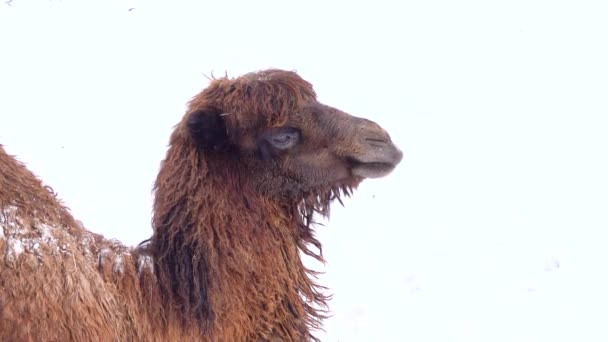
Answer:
1, 0, 607, 341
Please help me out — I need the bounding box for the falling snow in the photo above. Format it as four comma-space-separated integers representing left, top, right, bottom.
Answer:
2, 1, 608, 341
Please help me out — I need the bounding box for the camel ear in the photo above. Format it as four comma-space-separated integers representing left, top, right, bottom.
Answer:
187, 109, 229, 151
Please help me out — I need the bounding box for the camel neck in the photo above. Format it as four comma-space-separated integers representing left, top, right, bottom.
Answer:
149, 150, 324, 339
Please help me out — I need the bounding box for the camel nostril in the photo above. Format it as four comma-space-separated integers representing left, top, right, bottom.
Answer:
363, 136, 391, 148
364, 137, 389, 144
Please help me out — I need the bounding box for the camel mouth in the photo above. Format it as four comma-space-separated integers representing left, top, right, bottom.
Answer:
348, 151, 402, 179
347, 140, 403, 179
351, 161, 399, 179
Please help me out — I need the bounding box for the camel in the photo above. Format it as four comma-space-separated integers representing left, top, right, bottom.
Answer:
0, 69, 403, 341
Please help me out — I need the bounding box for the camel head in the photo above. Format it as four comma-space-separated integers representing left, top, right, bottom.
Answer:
151, 69, 403, 336
182, 69, 402, 201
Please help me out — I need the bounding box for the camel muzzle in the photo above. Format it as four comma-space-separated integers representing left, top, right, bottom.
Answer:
349, 130, 403, 179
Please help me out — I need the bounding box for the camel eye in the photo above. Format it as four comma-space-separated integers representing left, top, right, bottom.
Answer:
266, 128, 300, 150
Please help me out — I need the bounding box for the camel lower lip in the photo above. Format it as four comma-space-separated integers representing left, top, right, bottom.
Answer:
351, 162, 396, 178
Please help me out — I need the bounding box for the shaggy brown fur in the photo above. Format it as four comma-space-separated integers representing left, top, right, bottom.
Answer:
0, 69, 402, 341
